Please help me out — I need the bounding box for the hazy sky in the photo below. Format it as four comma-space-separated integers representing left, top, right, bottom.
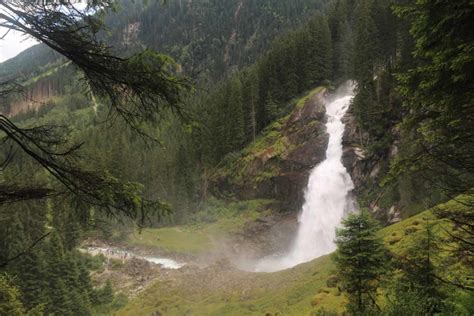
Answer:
0, 29, 38, 63
0, 1, 89, 63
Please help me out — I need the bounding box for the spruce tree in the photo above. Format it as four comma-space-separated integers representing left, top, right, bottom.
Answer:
97, 280, 114, 305
264, 91, 280, 126
15, 248, 49, 310
389, 223, 446, 315
353, 0, 378, 82
334, 209, 387, 315
77, 260, 96, 305
227, 77, 246, 152
306, 12, 333, 85
392, 0, 474, 223
174, 143, 195, 219
44, 232, 73, 315
0, 275, 26, 316
241, 69, 259, 142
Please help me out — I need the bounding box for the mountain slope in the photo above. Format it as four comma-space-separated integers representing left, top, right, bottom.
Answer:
0, 0, 329, 116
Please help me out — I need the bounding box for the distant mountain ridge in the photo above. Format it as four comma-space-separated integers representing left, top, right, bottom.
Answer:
0, 0, 328, 115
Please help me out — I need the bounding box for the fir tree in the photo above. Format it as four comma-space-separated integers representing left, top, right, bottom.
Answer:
390, 223, 446, 315
0, 275, 26, 316
353, 0, 378, 82
306, 12, 333, 85
241, 69, 259, 142
44, 232, 73, 315
334, 209, 387, 315
227, 77, 246, 152
15, 248, 49, 310
264, 91, 280, 126
97, 280, 114, 305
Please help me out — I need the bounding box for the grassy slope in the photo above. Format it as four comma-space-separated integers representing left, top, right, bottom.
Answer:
117, 196, 473, 315
117, 255, 342, 316
125, 199, 274, 255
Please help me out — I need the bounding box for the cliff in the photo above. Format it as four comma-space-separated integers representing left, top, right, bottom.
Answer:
210, 86, 329, 211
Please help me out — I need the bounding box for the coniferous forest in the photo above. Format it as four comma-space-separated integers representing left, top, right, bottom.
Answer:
0, 0, 473, 315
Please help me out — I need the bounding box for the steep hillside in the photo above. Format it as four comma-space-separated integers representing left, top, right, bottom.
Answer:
211, 86, 328, 211
105, 0, 329, 79
0, 0, 328, 116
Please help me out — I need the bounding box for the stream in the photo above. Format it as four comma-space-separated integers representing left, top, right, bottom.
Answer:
82, 246, 185, 270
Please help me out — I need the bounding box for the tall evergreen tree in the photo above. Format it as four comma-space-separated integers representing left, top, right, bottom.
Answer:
388, 223, 446, 315
306, 12, 333, 85
334, 209, 387, 315
174, 143, 196, 220
0, 275, 26, 316
264, 91, 280, 126
241, 69, 259, 142
227, 77, 246, 152
392, 0, 474, 201
44, 232, 74, 315
353, 0, 378, 82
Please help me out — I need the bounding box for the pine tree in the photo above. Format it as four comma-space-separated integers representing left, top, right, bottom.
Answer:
390, 223, 446, 315
174, 143, 195, 219
0, 275, 26, 316
334, 209, 387, 315
97, 279, 114, 305
227, 77, 246, 152
353, 0, 378, 82
328, 0, 353, 82
16, 248, 49, 310
264, 91, 279, 126
241, 69, 259, 142
44, 232, 73, 315
392, 0, 474, 206
333, 19, 354, 82
306, 12, 333, 85
4, 214, 28, 268
281, 38, 299, 97
51, 200, 82, 251
77, 260, 96, 305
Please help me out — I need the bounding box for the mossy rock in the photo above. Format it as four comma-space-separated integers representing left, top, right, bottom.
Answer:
404, 226, 418, 235
317, 288, 331, 294
326, 275, 339, 288
388, 235, 402, 245
311, 293, 328, 306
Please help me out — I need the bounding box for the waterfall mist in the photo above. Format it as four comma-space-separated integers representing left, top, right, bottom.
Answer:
254, 84, 356, 272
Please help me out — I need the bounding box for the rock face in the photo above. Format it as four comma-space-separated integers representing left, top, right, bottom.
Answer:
341, 107, 402, 224
341, 108, 369, 190
211, 86, 403, 224
211, 87, 329, 211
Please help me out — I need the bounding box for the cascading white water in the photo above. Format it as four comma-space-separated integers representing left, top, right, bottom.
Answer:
254, 88, 356, 272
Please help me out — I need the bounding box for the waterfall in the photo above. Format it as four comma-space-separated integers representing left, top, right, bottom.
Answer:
254, 87, 356, 272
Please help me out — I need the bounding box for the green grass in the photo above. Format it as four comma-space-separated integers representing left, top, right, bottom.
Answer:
380, 210, 439, 253
117, 255, 345, 316
126, 199, 273, 255
127, 226, 213, 254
